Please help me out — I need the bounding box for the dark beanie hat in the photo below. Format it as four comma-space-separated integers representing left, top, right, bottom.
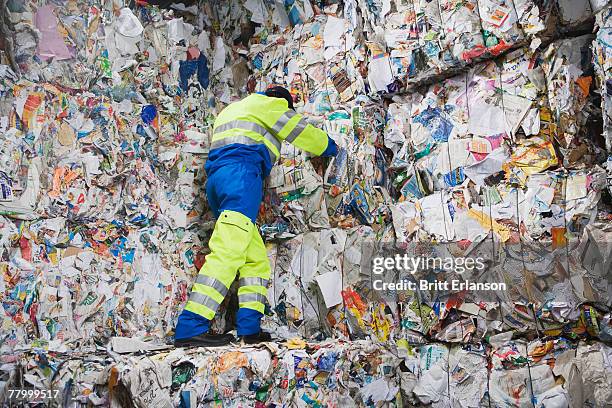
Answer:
264, 86, 295, 110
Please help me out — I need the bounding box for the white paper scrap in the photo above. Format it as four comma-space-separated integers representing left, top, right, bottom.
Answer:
315, 271, 343, 308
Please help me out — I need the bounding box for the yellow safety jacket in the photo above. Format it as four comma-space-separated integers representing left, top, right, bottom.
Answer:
211, 93, 329, 163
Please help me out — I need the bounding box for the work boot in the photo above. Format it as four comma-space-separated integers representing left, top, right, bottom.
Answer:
239, 331, 272, 344
174, 332, 235, 347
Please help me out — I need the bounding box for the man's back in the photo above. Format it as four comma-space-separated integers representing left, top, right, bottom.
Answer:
215, 93, 288, 131
206, 92, 334, 177
206, 94, 286, 177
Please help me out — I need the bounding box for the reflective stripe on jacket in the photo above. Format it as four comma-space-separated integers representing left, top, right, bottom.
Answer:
211, 93, 329, 162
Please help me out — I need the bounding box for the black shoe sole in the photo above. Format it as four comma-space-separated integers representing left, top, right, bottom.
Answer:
240, 336, 272, 345
174, 339, 233, 348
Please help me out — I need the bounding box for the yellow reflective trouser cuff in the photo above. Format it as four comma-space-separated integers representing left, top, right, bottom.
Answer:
238, 277, 268, 313
185, 300, 216, 320
185, 210, 254, 320
238, 283, 267, 314
236, 228, 270, 314
239, 302, 265, 314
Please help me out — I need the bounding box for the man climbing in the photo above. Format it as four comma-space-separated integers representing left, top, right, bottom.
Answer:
174, 86, 338, 347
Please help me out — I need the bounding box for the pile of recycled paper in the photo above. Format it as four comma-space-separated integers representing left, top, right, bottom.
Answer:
3, 337, 611, 407
1, 0, 611, 406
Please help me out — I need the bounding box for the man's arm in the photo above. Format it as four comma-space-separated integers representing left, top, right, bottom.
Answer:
268, 109, 338, 157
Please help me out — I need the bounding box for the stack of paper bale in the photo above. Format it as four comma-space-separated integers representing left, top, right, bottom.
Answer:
0, 0, 611, 407
594, 4, 612, 195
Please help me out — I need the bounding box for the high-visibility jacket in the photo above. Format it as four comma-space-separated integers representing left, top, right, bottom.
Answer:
210, 93, 331, 165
